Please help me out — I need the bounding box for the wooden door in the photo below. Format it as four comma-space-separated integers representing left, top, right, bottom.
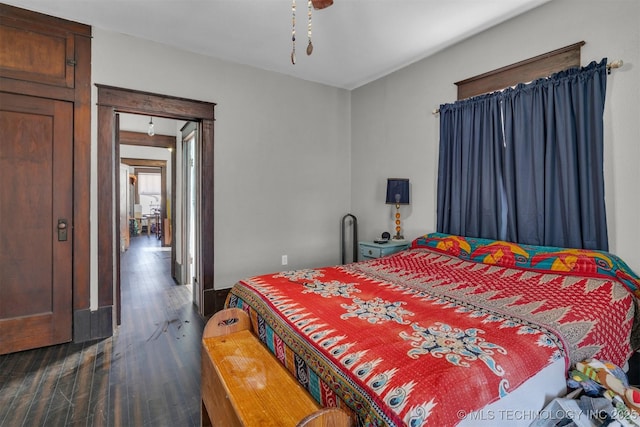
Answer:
0, 92, 73, 354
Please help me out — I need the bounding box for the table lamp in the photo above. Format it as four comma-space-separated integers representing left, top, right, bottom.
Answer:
385, 178, 410, 240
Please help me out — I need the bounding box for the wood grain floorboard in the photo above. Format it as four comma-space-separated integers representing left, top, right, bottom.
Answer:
0, 236, 205, 427
23, 344, 68, 426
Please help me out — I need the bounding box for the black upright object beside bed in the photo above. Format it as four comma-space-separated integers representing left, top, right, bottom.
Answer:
340, 213, 357, 264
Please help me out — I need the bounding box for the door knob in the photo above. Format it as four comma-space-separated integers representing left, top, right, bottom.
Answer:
57, 219, 68, 241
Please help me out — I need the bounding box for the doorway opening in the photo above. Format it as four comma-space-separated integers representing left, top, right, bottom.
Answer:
117, 114, 201, 308
121, 159, 167, 245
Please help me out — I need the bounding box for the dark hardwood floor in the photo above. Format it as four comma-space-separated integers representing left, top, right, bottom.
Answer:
0, 235, 205, 427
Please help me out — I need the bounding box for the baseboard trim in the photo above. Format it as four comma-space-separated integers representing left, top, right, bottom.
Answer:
202, 288, 231, 318
175, 261, 183, 285
73, 306, 113, 343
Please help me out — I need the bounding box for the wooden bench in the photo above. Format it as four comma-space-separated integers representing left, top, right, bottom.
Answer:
201, 308, 352, 427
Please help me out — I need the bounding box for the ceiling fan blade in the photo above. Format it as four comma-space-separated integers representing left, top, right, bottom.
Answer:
311, 0, 333, 10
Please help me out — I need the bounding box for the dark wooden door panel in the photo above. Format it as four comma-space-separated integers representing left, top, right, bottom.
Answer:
0, 92, 73, 354
0, 22, 75, 88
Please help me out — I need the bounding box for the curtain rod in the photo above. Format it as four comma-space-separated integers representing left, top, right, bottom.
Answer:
431, 59, 624, 115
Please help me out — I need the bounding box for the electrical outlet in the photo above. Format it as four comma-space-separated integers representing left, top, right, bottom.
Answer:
281, 255, 288, 265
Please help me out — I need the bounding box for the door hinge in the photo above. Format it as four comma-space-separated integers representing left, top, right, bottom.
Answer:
66, 59, 77, 66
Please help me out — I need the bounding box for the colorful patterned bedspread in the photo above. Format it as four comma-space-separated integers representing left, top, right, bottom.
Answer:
226, 233, 639, 426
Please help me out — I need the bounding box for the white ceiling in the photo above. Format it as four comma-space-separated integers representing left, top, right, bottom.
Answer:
3, 0, 550, 90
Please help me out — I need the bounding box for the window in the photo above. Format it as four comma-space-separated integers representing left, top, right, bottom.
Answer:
137, 172, 161, 196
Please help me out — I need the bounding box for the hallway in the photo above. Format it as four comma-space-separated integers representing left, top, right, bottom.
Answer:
0, 236, 205, 426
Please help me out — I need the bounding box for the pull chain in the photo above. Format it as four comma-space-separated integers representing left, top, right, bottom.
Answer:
291, 0, 296, 64
306, 0, 313, 55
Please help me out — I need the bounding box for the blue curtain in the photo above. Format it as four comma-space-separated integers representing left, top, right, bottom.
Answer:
437, 93, 505, 240
437, 59, 609, 250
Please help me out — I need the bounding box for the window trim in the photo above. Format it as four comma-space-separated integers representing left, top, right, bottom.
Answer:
455, 41, 585, 100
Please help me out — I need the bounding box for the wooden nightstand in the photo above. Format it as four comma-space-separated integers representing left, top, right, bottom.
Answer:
359, 241, 410, 261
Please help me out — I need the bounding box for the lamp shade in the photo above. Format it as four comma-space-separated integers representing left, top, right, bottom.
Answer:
385, 178, 410, 205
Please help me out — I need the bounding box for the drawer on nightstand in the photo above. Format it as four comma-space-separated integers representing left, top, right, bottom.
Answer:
359, 241, 410, 260
361, 246, 382, 259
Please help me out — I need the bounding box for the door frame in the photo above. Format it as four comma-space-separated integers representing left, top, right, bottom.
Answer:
96, 85, 215, 336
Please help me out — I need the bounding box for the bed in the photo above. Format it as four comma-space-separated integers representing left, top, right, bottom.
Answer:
222, 232, 640, 426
